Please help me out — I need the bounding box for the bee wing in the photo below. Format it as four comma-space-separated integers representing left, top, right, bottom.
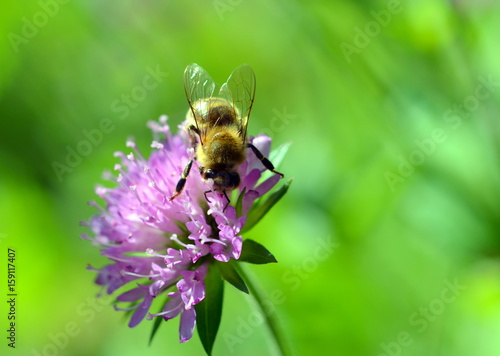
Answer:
184, 63, 216, 145
218, 64, 256, 142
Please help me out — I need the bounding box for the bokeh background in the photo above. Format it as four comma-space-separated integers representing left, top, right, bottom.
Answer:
1, 0, 500, 355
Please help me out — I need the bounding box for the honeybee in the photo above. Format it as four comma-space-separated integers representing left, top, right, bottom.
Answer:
169, 63, 284, 209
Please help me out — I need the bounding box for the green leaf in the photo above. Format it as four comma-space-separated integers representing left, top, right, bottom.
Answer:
239, 239, 277, 264
122, 251, 153, 257
148, 315, 163, 346
195, 263, 224, 355
217, 261, 249, 294
174, 220, 190, 235
260, 142, 291, 182
269, 142, 291, 170
242, 178, 293, 233
235, 186, 246, 217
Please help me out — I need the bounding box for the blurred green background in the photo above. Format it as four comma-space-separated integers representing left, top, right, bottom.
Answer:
1, 0, 500, 355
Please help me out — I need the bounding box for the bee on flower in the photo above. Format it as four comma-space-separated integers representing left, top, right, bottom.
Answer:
82, 64, 291, 354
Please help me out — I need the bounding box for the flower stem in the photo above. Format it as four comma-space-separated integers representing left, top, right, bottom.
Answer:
234, 263, 292, 356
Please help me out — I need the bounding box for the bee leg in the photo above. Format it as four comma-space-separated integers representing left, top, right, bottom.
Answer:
169, 159, 193, 201
188, 124, 200, 136
247, 143, 284, 178
222, 190, 231, 212
187, 125, 201, 149
203, 190, 212, 203
203, 190, 230, 211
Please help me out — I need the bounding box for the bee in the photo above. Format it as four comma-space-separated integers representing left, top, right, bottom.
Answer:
169, 63, 284, 209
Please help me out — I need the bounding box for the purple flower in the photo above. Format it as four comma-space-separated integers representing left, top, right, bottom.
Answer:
82, 115, 287, 344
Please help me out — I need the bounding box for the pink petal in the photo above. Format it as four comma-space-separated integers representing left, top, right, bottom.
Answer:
179, 308, 196, 343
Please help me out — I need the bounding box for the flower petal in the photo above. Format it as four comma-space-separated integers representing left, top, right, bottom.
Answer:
179, 307, 196, 343
129, 293, 153, 328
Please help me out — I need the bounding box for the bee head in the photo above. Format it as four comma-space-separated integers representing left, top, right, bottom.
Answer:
202, 168, 240, 191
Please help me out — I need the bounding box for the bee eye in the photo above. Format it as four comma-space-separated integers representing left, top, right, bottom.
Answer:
228, 172, 240, 188
204, 169, 216, 179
